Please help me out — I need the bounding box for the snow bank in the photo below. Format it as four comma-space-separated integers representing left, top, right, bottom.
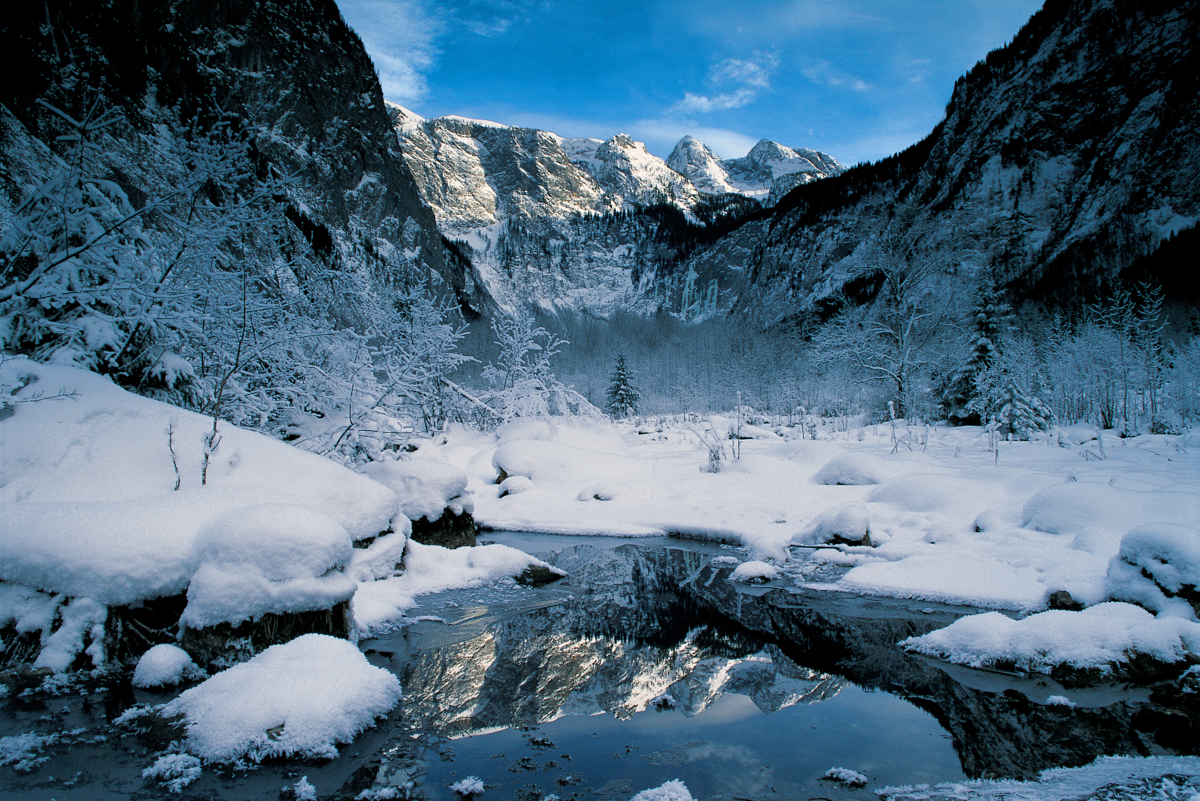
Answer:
629, 779, 693, 801
180, 505, 356, 629
163, 634, 401, 762
0, 361, 399, 595
362, 458, 472, 522
132, 644, 206, 688
493, 438, 651, 488
1020, 482, 1200, 554
0, 357, 400, 663
902, 602, 1200, 675
351, 542, 563, 635
1107, 523, 1200, 617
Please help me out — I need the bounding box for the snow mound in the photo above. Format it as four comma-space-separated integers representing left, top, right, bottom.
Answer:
629, 779, 694, 801
362, 458, 472, 523
180, 505, 357, 629
493, 438, 652, 488
133, 644, 206, 688
1107, 523, 1200, 616
795, 503, 872, 546
1020, 482, 1200, 554
813, 452, 887, 485
346, 531, 410, 583
163, 634, 401, 762
901, 602, 1200, 675
729, 561, 779, 583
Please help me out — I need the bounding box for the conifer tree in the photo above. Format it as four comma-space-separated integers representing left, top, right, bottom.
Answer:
944, 272, 1012, 423
605, 353, 640, 418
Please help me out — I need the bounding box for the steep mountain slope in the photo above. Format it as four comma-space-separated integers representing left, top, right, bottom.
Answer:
391, 107, 839, 317
667, 136, 844, 204
704, 0, 1200, 323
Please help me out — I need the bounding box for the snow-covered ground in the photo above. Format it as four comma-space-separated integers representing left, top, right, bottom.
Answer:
414, 415, 1200, 614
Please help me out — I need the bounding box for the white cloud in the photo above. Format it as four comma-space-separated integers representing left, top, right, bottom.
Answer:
337, 0, 446, 104
669, 53, 779, 116
801, 61, 872, 92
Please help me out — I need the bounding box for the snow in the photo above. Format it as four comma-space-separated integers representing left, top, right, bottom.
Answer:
132, 644, 206, 688
162, 634, 401, 762
730, 560, 779, 583
629, 779, 694, 801
351, 541, 563, 636
449, 775, 485, 796
824, 767, 869, 787
362, 458, 473, 522
879, 756, 1200, 801
900, 602, 1200, 675
412, 417, 1200, 615
0, 357, 400, 665
1108, 524, 1200, 612
142, 753, 203, 793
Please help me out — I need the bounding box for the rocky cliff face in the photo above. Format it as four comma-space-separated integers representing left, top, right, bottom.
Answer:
0, 0, 463, 319
390, 106, 841, 317
708, 0, 1200, 323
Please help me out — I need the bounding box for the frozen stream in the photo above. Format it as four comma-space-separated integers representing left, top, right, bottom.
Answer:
1, 536, 1197, 800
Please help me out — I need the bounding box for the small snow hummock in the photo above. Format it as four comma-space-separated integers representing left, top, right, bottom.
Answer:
142, 753, 203, 793
901, 602, 1200, 676
288, 776, 318, 801
629, 779, 694, 801
729, 561, 779, 583
823, 767, 869, 787
795, 503, 872, 547
162, 634, 401, 763
449, 775, 485, 797
132, 644, 206, 688
813, 452, 886, 485
1045, 695, 1077, 708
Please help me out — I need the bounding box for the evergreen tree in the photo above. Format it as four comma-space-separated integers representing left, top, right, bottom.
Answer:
944, 272, 1012, 423
605, 353, 640, 418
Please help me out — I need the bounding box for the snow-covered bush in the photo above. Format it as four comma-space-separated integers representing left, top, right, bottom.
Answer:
480, 315, 600, 422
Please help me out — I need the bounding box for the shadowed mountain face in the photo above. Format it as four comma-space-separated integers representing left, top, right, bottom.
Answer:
386, 544, 1200, 782
686, 0, 1200, 322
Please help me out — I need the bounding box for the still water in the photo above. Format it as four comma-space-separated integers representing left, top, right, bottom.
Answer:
0, 535, 1194, 800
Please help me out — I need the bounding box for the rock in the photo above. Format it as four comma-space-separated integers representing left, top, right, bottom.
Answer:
180, 602, 351, 671
1047, 590, 1085, 611
409, 509, 478, 549
515, 564, 567, 587
0, 666, 53, 693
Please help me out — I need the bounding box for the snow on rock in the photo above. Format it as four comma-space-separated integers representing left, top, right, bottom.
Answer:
499, 475, 535, 496
350, 542, 562, 636
901, 602, 1200, 676
729, 561, 779, 583
362, 458, 473, 523
449, 775, 485, 797
823, 767, 869, 787
1107, 523, 1200, 617
179, 505, 357, 629
346, 531, 411, 583
629, 779, 694, 801
132, 644, 206, 688
795, 503, 872, 546
162, 634, 401, 763
813, 452, 889, 485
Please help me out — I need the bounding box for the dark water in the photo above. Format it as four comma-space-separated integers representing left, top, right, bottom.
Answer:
1, 538, 1197, 800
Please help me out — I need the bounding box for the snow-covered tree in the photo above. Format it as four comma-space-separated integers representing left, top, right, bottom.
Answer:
481, 315, 599, 422
605, 353, 640, 418
943, 272, 1012, 424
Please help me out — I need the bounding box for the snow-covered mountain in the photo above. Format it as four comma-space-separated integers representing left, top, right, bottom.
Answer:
389, 106, 840, 317
693, 0, 1200, 323
667, 136, 844, 204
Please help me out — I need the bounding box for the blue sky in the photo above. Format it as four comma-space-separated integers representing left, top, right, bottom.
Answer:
335, 0, 1043, 166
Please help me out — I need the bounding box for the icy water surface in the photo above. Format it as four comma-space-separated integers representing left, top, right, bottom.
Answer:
1, 537, 1197, 800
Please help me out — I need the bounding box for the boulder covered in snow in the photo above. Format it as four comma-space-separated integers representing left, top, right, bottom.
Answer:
795, 503, 873, 547
132, 644, 206, 688
363, 457, 477, 548
162, 633, 401, 762
812, 452, 887, 485
1107, 523, 1200, 617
